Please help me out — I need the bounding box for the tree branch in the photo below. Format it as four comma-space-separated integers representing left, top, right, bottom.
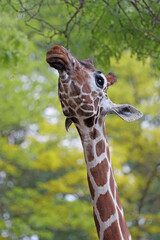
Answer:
62, 0, 85, 47
117, 0, 160, 42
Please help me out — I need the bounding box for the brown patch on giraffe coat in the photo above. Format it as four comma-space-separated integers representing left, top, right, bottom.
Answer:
103, 220, 121, 240
110, 170, 115, 198
92, 91, 98, 98
70, 81, 81, 96
87, 174, 95, 200
90, 158, 108, 186
72, 68, 91, 85
71, 71, 84, 85
63, 83, 69, 93
94, 98, 99, 109
60, 99, 68, 108
106, 147, 111, 163
73, 97, 82, 104
116, 188, 122, 210
98, 117, 103, 127
84, 117, 94, 128
77, 108, 93, 117
82, 83, 91, 94
63, 109, 69, 116
96, 191, 115, 222
86, 144, 94, 162
61, 99, 68, 107
61, 93, 68, 100
89, 128, 100, 140
100, 107, 103, 114
82, 95, 92, 104
96, 140, 105, 157
71, 117, 79, 125
68, 99, 76, 108
81, 104, 93, 111
69, 108, 76, 116
94, 212, 100, 238
117, 207, 130, 240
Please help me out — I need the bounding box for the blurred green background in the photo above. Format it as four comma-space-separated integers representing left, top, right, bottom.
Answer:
0, 1, 160, 239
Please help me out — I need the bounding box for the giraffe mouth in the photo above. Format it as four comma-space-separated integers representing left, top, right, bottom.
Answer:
46, 56, 66, 70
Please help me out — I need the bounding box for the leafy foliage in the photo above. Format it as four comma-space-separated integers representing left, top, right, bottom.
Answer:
6, 0, 160, 68
0, 1, 160, 240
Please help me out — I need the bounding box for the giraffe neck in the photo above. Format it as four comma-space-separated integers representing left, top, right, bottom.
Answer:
76, 120, 131, 240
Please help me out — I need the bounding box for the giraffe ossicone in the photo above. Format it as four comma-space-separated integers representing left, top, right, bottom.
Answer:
46, 45, 143, 240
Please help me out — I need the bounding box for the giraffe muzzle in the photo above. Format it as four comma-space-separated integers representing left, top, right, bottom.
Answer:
46, 46, 70, 70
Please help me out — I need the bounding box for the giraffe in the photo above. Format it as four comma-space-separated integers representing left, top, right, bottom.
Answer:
46, 45, 143, 240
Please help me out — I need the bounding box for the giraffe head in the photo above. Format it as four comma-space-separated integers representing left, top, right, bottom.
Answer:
46, 45, 142, 130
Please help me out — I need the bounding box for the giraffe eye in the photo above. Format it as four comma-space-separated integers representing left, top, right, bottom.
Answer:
95, 74, 104, 89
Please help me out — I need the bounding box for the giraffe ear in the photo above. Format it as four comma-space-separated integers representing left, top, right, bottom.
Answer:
105, 72, 117, 88
65, 118, 72, 131
111, 104, 143, 122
